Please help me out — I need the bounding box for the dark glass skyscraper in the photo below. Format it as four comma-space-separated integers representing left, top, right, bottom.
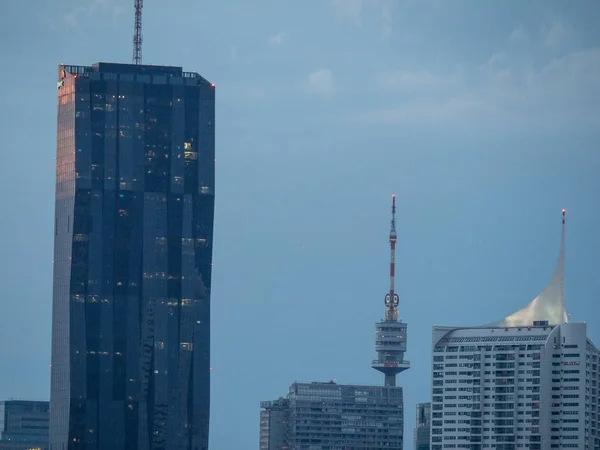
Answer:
50, 63, 215, 450
0, 400, 49, 450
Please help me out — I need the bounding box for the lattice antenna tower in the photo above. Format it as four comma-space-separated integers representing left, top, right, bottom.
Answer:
133, 0, 143, 64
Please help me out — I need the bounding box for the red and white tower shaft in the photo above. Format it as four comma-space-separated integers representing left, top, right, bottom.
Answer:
390, 194, 397, 299
385, 194, 399, 320
373, 194, 409, 387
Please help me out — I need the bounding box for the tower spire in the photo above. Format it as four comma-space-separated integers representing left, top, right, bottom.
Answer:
491, 208, 568, 327
133, 0, 143, 65
372, 194, 410, 386
559, 208, 566, 323
385, 194, 399, 321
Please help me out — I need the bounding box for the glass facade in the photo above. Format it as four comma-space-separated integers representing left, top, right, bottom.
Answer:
0, 400, 49, 450
50, 63, 215, 450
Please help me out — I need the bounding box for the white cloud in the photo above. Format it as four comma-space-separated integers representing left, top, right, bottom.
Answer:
63, 11, 78, 27
308, 69, 334, 95
359, 95, 489, 126
62, 0, 124, 27
378, 69, 458, 91
330, 0, 398, 40
356, 48, 600, 130
378, 0, 394, 40
543, 20, 569, 47
478, 52, 506, 73
538, 48, 600, 100
268, 32, 285, 46
508, 26, 527, 43
486, 52, 505, 67
331, 0, 363, 25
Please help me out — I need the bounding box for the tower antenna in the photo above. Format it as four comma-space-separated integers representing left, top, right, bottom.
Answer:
133, 0, 143, 65
560, 208, 566, 323
386, 194, 399, 321
372, 194, 410, 387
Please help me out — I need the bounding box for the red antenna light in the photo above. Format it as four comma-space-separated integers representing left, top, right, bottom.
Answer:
133, 0, 143, 65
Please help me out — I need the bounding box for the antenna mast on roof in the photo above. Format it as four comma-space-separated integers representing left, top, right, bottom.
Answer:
133, 0, 143, 64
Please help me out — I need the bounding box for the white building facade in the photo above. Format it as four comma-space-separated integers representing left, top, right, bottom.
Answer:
430, 212, 600, 449
431, 321, 599, 449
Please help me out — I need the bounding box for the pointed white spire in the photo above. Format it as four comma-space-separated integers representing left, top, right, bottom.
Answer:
492, 209, 567, 327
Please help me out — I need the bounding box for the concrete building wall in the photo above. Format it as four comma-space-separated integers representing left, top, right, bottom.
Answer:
259, 399, 289, 450
261, 381, 404, 449
414, 402, 431, 450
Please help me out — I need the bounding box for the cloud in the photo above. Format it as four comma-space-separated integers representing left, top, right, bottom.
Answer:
63, 11, 78, 27
378, 69, 459, 91
61, 0, 125, 27
355, 48, 600, 130
331, 0, 396, 39
331, 0, 363, 25
543, 20, 569, 47
478, 52, 506, 73
359, 95, 489, 126
378, 0, 394, 39
508, 26, 527, 43
268, 32, 285, 46
308, 69, 334, 95
538, 48, 600, 100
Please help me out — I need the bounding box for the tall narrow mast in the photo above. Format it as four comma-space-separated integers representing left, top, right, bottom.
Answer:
133, 0, 143, 65
372, 194, 409, 387
560, 208, 566, 323
490, 208, 568, 328
385, 194, 399, 321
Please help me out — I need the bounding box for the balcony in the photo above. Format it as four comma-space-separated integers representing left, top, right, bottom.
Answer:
371, 359, 411, 369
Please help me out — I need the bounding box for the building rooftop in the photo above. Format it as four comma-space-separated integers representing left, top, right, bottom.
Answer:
58, 62, 212, 85
491, 210, 567, 328
436, 211, 569, 333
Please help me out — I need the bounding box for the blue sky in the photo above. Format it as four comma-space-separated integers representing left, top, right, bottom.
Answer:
0, 0, 599, 448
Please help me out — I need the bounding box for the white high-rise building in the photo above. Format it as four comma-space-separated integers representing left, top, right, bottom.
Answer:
430, 211, 600, 450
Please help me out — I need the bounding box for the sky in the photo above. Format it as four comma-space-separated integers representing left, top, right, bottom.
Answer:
0, 0, 599, 448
